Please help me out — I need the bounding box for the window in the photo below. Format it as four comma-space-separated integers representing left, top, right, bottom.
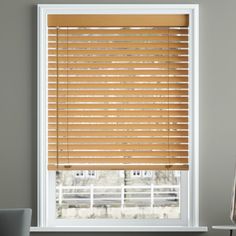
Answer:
38, 4, 199, 229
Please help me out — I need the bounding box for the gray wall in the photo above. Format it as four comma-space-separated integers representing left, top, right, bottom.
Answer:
0, 0, 235, 235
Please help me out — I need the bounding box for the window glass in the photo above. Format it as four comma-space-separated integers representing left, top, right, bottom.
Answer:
56, 170, 180, 219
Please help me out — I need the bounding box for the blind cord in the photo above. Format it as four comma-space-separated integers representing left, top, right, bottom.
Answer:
56, 27, 59, 170
168, 28, 170, 170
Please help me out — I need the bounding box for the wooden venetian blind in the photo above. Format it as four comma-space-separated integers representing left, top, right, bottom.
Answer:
47, 14, 189, 171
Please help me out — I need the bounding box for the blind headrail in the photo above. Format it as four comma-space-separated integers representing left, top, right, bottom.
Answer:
48, 14, 189, 27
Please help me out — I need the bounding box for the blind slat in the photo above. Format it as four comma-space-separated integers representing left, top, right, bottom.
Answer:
48, 49, 188, 55
49, 56, 188, 63
48, 144, 188, 151
48, 103, 188, 110
49, 42, 188, 49
48, 83, 188, 89
48, 164, 189, 171
48, 96, 188, 103
48, 70, 188, 76
48, 77, 188, 83
48, 137, 188, 143
48, 28, 188, 35
48, 90, 188, 96
48, 131, 188, 137
48, 110, 188, 117
49, 117, 188, 123
48, 157, 188, 164
48, 151, 188, 157
48, 63, 188, 69
49, 35, 188, 41
48, 123, 188, 130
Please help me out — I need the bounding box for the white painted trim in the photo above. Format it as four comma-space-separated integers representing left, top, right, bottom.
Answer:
30, 226, 208, 232
47, 172, 56, 226
180, 171, 188, 226
37, 5, 48, 228
37, 4, 199, 229
37, 4, 199, 14
212, 226, 236, 230
46, 218, 189, 228
191, 5, 200, 227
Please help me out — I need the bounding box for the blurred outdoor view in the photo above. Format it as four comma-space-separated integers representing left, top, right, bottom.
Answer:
56, 170, 181, 219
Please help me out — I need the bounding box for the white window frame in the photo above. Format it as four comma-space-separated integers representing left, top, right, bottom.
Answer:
37, 4, 201, 231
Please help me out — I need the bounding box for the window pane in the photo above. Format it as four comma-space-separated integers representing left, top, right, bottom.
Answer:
56, 170, 180, 219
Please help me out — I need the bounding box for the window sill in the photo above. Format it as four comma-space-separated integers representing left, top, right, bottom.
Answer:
30, 226, 208, 232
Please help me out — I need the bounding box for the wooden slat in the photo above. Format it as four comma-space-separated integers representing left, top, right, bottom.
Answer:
49, 103, 188, 110
48, 69, 188, 76
49, 35, 188, 41
48, 137, 188, 144
48, 117, 188, 123
48, 49, 188, 55
48, 83, 188, 90
48, 130, 188, 137
49, 42, 188, 49
48, 157, 188, 164
48, 110, 188, 117
48, 89, 188, 96
48, 14, 189, 27
48, 150, 188, 157
49, 123, 188, 130
48, 56, 188, 63
48, 76, 188, 83
48, 96, 188, 103
48, 28, 189, 35
48, 164, 189, 171
48, 63, 188, 69
48, 143, 188, 151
